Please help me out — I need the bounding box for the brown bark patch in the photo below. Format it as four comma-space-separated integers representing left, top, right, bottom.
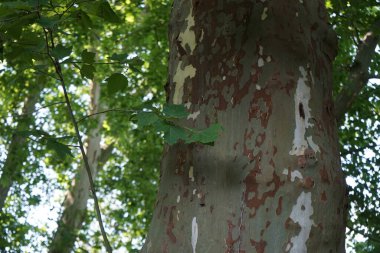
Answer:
319, 166, 330, 184
276, 196, 283, 215
166, 206, 177, 243
250, 239, 267, 253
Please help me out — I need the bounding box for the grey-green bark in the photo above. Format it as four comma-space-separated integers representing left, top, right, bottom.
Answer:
143, 0, 347, 252
49, 80, 107, 253
0, 84, 41, 212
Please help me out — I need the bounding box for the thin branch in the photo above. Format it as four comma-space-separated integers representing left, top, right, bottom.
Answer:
67, 61, 124, 65
40, 19, 113, 253
334, 18, 380, 123
77, 108, 134, 123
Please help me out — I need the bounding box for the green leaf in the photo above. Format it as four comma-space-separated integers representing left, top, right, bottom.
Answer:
37, 16, 60, 29
82, 49, 96, 64
106, 73, 128, 94
80, 64, 96, 79
136, 112, 159, 127
96, 1, 120, 23
46, 139, 73, 160
51, 44, 72, 59
190, 123, 222, 144
110, 53, 129, 63
165, 125, 189, 145
162, 104, 189, 119
152, 120, 170, 132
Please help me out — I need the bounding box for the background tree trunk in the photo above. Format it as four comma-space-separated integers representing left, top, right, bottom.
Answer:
142, 0, 347, 252
0, 84, 42, 211
49, 79, 106, 253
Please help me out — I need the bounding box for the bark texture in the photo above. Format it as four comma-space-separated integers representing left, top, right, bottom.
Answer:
143, 1, 347, 252
49, 80, 106, 253
0, 84, 41, 211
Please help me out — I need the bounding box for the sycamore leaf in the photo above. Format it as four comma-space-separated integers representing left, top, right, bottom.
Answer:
37, 16, 61, 29
136, 112, 159, 127
80, 64, 96, 79
51, 44, 72, 59
110, 53, 129, 63
162, 104, 188, 119
46, 139, 73, 160
96, 1, 120, 23
106, 73, 128, 94
81, 49, 96, 64
190, 123, 222, 145
165, 125, 189, 145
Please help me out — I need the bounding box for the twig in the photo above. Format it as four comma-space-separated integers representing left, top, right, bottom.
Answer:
40, 18, 113, 253
77, 108, 134, 123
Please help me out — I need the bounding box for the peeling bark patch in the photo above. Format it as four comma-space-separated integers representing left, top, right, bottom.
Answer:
321, 191, 327, 201
178, 6, 196, 54
250, 239, 267, 253
173, 63, 196, 104
166, 206, 177, 243
319, 166, 330, 184
249, 90, 272, 128
187, 110, 200, 120
289, 66, 318, 156
282, 169, 303, 182
191, 217, 198, 253
286, 192, 315, 253
276, 196, 283, 215
298, 103, 305, 119
225, 220, 240, 253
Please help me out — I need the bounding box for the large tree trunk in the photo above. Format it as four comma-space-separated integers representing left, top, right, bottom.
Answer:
0, 84, 41, 211
49, 80, 106, 253
142, 1, 347, 252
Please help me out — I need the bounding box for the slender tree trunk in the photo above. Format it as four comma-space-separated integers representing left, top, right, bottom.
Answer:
49, 80, 106, 253
142, 1, 347, 252
0, 84, 41, 211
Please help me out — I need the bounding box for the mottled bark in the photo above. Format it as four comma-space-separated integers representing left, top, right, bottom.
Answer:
334, 18, 380, 123
0, 85, 41, 211
143, 1, 347, 252
49, 80, 107, 253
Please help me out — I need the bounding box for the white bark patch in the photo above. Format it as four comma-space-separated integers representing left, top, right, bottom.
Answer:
173, 63, 196, 104
287, 192, 315, 253
188, 110, 200, 120
259, 45, 264, 55
266, 56, 272, 62
191, 217, 198, 253
258, 58, 265, 67
256, 84, 261, 90
306, 136, 320, 153
177, 195, 181, 203
200, 29, 204, 42
261, 7, 268, 20
177, 210, 180, 221
282, 169, 303, 182
178, 7, 196, 54
289, 66, 316, 156
189, 166, 195, 182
